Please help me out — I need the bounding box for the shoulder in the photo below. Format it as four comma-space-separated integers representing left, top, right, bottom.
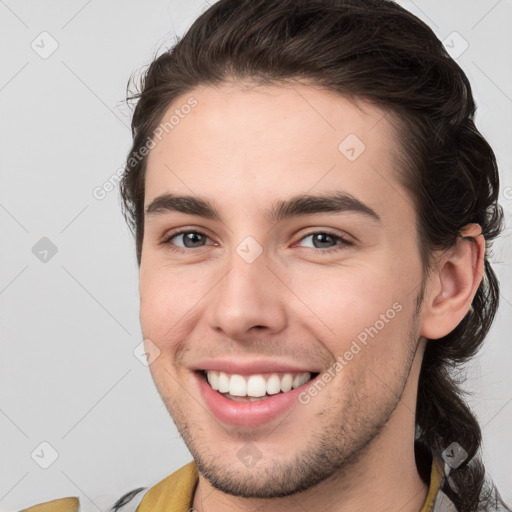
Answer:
17, 489, 148, 512
18, 497, 79, 512
17, 462, 197, 512
137, 461, 198, 511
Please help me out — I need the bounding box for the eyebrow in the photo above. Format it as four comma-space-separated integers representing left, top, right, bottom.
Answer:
145, 192, 381, 223
268, 192, 381, 223
145, 194, 219, 219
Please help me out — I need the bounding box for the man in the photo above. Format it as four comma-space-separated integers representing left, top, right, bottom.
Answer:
21, 0, 509, 511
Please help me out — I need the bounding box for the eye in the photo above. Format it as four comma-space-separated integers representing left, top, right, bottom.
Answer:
163, 230, 215, 250
296, 231, 353, 252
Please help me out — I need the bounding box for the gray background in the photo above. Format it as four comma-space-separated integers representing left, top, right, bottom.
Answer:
1, 0, 510, 509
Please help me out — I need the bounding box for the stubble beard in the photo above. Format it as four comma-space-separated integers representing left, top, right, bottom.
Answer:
156, 306, 423, 500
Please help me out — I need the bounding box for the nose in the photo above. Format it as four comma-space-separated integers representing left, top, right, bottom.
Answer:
206, 250, 288, 341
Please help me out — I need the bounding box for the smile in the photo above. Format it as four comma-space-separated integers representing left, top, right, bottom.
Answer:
203, 370, 318, 401
194, 368, 322, 426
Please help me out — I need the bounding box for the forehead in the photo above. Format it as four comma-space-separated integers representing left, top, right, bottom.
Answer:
144, 82, 411, 221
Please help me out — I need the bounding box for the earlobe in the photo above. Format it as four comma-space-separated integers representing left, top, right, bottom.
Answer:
420, 224, 485, 340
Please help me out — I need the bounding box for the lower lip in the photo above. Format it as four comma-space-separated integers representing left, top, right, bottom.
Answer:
195, 372, 315, 427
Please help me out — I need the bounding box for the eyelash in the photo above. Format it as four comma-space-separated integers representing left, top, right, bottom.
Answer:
161, 229, 214, 255
304, 231, 354, 253
161, 229, 353, 255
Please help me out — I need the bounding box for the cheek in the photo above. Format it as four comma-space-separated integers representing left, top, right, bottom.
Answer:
139, 263, 205, 348
290, 264, 405, 342
288, 261, 419, 388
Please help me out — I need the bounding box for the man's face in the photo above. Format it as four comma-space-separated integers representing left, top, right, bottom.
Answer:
139, 82, 426, 498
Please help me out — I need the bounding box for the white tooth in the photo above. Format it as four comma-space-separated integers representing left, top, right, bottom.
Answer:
229, 374, 247, 396
298, 372, 311, 387
266, 373, 282, 395
292, 372, 311, 389
227, 395, 268, 402
247, 375, 267, 397
218, 372, 230, 393
280, 373, 293, 392
211, 371, 313, 395
206, 371, 220, 390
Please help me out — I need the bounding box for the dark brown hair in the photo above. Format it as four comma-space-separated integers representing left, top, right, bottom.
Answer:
120, 1, 508, 509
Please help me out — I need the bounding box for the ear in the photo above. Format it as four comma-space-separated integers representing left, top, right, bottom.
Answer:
420, 224, 485, 340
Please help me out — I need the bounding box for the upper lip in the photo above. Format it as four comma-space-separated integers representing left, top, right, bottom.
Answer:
191, 358, 321, 375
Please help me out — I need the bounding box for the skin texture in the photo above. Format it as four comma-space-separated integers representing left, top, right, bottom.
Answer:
139, 82, 484, 512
